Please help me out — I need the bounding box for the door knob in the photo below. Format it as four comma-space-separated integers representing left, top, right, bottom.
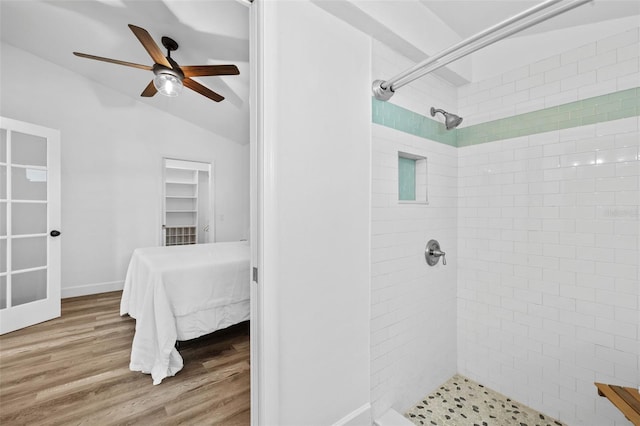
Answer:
50, 230, 61, 237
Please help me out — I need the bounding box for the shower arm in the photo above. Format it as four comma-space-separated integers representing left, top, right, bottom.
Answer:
372, 0, 593, 101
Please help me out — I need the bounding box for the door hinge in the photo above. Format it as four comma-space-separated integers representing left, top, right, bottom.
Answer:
252, 267, 258, 283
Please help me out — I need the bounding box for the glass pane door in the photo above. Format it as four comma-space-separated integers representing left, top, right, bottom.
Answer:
0, 117, 61, 334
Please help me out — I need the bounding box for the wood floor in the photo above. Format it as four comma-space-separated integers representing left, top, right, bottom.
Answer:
0, 291, 250, 425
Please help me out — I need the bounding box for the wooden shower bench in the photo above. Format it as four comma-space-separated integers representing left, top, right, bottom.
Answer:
595, 382, 640, 425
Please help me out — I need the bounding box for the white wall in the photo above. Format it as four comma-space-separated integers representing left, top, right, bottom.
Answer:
457, 28, 639, 426
370, 41, 459, 418
0, 43, 249, 297
258, 1, 371, 425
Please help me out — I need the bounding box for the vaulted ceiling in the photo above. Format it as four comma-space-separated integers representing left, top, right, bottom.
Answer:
2, 1, 637, 145
0, 1, 250, 144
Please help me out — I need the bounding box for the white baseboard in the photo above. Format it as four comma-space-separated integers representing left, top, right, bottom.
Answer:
61, 280, 124, 299
373, 409, 413, 426
332, 403, 371, 426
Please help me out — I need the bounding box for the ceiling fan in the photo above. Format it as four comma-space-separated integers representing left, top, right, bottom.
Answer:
73, 24, 239, 102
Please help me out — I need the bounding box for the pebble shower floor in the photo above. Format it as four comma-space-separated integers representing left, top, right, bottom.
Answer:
405, 374, 566, 426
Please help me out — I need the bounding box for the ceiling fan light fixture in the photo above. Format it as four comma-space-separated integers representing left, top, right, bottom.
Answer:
153, 69, 183, 97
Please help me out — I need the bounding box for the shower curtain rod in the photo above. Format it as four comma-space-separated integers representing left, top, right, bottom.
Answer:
372, 0, 593, 101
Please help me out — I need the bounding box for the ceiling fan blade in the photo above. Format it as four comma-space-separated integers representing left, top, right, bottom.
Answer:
128, 24, 172, 68
183, 78, 224, 102
141, 81, 157, 97
181, 65, 240, 77
73, 52, 152, 71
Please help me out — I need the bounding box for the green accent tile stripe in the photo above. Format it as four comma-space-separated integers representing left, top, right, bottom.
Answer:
457, 87, 640, 146
372, 97, 457, 146
373, 87, 640, 147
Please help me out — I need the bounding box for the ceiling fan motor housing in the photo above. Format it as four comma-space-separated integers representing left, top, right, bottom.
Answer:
153, 61, 184, 80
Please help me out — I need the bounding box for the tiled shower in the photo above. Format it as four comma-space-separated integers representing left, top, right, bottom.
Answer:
370, 27, 638, 426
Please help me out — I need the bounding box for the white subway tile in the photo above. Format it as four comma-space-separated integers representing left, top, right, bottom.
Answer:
596, 28, 639, 54
502, 89, 530, 107
576, 247, 616, 264
617, 42, 640, 61
559, 284, 595, 302
615, 161, 640, 177
596, 176, 638, 192
578, 50, 617, 74
597, 146, 639, 164
597, 58, 639, 82
575, 300, 614, 319
559, 206, 595, 220
613, 217, 639, 235
578, 79, 618, 99
595, 317, 637, 339
596, 232, 637, 249
545, 89, 579, 108
614, 364, 638, 383
529, 181, 560, 194
543, 140, 577, 157
576, 326, 614, 347
614, 130, 640, 148
543, 269, 576, 285
560, 70, 597, 92
576, 164, 616, 179
577, 134, 616, 153
479, 75, 503, 91
545, 63, 578, 83
614, 335, 637, 353
544, 192, 577, 206
596, 117, 640, 136
516, 97, 546, 115
541, 218, 576, 233
515, 146, 544, 160
530, 326, 560, 346
491, 81, 516, 98
595, 261, 638, 280
532, 55, 561, 75
530, 81, 562, 100
560, 178, 596, 193
561, 43, 596, 65
542, 293, 576, 311
617, 71, 640, 91
516, 74, 545, 92
502, 65, 530, 83
559, 124, 597, 141
561, 232, 594, 248
560, 152, 597, 168
614, 305, 640, 325
595, 289, 638, 310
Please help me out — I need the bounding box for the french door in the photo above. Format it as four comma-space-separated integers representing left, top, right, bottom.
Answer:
0, 117, 61, 335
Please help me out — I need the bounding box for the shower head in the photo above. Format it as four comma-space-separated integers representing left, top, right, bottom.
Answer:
430, 107, 463, 130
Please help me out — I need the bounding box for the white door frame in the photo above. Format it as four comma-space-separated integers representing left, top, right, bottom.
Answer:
0, 116, 61, 335
249, 0, 284, 423
249, 0, 262, 423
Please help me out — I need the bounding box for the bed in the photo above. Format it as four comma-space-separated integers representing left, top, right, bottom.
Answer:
120, 241, 250, 385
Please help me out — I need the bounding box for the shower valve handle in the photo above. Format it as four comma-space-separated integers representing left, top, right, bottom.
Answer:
425, 240, 447, 266
430, 249, 446, 265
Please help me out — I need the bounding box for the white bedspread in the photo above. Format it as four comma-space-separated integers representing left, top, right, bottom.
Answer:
120, 241, 250, 385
